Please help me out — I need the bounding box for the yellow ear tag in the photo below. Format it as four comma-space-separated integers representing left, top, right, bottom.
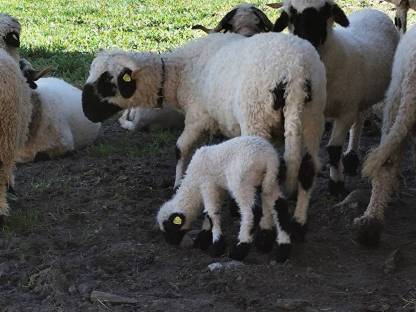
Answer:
173, 216, 182, 225
123, 73, 132, 82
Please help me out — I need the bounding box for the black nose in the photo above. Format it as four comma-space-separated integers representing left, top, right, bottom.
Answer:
82, 84, 122, 123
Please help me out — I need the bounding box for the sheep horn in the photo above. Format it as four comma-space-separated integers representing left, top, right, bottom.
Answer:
266, 3, 283, 9
191, 24, 214, 34
251, 7, 274, 31
31, 66, 54, 81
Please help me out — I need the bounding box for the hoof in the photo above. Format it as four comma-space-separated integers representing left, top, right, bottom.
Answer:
353, 216, 383, 248
291, 220, 307, 242
342, 151, 360, 176
255, 229, 275, 253
229, 242, 251, 261
328, 179, 345, 196
193, 230, 212, 250
275, 243, 291, 263
209, 236, 226, 257
0, 215, 5, 228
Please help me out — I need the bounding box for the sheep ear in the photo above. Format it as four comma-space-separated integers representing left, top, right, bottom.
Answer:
332, 4, 349, 27
31, 66, 54, 81
251, 7, 274, 32
213, 8, 238, 32
191, 24, 213, 34
273, 11, 289, 32
266, 3, 283, 9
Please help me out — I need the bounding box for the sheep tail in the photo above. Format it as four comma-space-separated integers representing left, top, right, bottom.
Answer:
282, 77, 307, 195
362, 67, 416, 178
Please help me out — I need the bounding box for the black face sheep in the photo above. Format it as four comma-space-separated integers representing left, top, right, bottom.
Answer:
82, 32, 327, 241
270, 0, 399, 195
355, 25, 416, 247
157, 136, 291, 262
119, 3, 274, 132
382, 0, 416, 34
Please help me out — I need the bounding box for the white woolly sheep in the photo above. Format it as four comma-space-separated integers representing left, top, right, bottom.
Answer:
17, 76, 101, 163
119, 3, 273, 132
271, 0, 399, 195
0, 15, 32, 224
82, 32, 327, 241
157, 136, 291, 262
354, 25, 416, 247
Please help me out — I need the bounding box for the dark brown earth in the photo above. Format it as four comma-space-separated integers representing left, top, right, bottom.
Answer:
1, 119, 415, 312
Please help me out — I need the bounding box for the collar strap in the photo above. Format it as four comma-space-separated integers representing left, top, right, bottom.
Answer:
157, 56, 166, 108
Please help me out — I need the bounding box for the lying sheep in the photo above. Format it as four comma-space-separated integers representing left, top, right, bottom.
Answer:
82, 32, 327, 241
355, 25, 416, 247
157, 136, 291, 261
119, 3, 274, 132
0, 15, 32, 224
271, 0, 399, 195
17, 60, 101, 162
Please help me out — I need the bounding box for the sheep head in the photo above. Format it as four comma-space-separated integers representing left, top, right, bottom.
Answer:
269, 0, 349, 48
192, 4, 274, 37
82, 50, 163, 123
157, 201, 191, 245
0, 14, 21, 61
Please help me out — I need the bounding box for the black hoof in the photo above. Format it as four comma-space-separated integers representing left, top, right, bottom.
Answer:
291, 220, 307, 242
0, 215, 5, 228
342, 151, 360, 176
275, 243, 291, 263
34, 152, 51, 162
229, 242, 251, 261
328, 179, 345, 196
255, 229, 275, 253
209, 236, 226, 257
193, 230, 212, 250
353, 217, 383, 248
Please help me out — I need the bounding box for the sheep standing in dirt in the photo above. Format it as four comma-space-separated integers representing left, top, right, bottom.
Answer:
119, 3, 274, 132
82, 32, 327, 241
355, 25, 416, 247
0, 16, 32, 223
17, 60, 101, 162
271, 0, 399, 195
157, 136, 291, 262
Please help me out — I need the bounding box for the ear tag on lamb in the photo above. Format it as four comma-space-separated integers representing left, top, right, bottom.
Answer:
122, 73, 132, 82
173, 216, 183, 225
12, 33, 18, 41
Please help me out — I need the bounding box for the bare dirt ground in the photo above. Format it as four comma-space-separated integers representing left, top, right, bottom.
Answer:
0, 119, 415, 312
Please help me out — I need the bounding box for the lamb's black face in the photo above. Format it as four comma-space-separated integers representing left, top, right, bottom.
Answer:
273, 2, 349, 48
82, 69, 137, 123
162, 213, 187, 245
290, 4, 332, 48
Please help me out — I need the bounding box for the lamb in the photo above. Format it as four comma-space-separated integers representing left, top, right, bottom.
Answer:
355, 25, 416, 247
82, 32, 327, 241
270, 0, 399, 195
157, 136, 291, 261
0, 16, 32, 224
382, 0, 416, 34
119, 3, 274, 132
16, 60, 101, 162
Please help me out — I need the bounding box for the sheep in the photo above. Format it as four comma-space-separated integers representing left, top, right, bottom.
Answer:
354, 25, 416, 247
157, 136, 291, 261
16, 60, 101, 162
270, 0, 399, 195
382, 0, 416, 34
82, 32, 327, 241
0, 15, 32, 224
119, 3, 274, 132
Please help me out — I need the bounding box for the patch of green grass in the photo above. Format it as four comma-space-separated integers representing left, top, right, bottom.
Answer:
87, 128, 178, 158
0, 0, 414, 86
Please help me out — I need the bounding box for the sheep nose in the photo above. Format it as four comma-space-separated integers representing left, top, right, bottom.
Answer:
82, 84, 122, 123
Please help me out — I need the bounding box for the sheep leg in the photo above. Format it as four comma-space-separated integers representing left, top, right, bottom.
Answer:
200, 183, 225, 257
229, 186, 256, 261
271, 197, 292, 262
255, 189, 277, 253
0, 163, 12, 227
353, 143, 405, 247
343, 111, 368, 176
327, 115, 355, 196
193, 213, 213, 251
174, 121, 209, 189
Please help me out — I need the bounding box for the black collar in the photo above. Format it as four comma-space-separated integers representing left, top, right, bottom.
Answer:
157, 56, 166, 108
